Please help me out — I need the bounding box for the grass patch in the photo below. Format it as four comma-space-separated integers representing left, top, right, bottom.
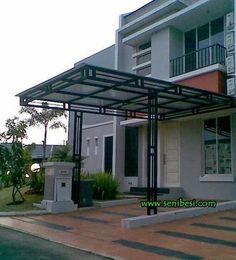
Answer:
0, 186, 43, 212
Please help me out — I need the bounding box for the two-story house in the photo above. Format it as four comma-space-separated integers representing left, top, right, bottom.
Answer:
70, 0, 236, 200
18, 0, 236, 201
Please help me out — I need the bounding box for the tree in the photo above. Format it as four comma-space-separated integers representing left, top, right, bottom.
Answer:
0, 117, 28, 143
0, 117, 31, 203
0, 144, 10, 186
20, 106, 67, 161
7, 142, 32, 202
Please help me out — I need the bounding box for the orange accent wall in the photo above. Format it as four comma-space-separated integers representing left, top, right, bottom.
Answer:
175, 71, 226, 94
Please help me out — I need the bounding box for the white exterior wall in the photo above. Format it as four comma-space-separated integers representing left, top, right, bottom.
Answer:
151, 28, 170, 79
138, 125, 147, 187
151, 27, 183, 79
179, 113, 236, 200
169, 27, 183, 61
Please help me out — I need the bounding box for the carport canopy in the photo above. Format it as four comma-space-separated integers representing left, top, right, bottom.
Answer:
17, 63, 236, 120
17, 63, 236, 215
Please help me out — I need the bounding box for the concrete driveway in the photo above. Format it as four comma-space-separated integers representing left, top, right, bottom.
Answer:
0, 202, 235, 259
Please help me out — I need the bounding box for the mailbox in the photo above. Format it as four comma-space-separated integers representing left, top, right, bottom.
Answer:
40, 162, 77, 213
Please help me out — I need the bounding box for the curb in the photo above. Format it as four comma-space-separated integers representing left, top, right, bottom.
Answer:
122, 200, 236, 228
93, 198, 138, 208
0, 210, 49, 217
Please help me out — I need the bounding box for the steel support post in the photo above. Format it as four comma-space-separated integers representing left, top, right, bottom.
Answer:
72, 111, 83, 205
147, 93, 158, 215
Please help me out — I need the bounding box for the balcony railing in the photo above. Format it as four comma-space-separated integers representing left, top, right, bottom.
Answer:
170, 44, 226, 78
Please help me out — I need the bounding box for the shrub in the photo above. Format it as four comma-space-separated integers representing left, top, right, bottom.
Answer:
48, 145, 85, 168
1, 173, 12, 188
51, 145, 71, 161
27, 169, 45, 194
85, 172, 119, 200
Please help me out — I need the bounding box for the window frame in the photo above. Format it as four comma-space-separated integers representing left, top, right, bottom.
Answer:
133, 41, 151, 77
184, 16, 225, 55
200, 115, 234, 182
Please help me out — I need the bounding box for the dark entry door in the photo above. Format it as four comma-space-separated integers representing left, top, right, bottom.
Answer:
125, 127, 138, 177
104, 136, 113, 173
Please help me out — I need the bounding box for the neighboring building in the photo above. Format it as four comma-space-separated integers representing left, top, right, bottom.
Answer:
0, 143, 64, 162
28, 144, 65, 162
68, 0, 236, 200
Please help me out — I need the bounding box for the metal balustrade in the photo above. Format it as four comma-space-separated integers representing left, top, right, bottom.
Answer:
170, 44, 226, 77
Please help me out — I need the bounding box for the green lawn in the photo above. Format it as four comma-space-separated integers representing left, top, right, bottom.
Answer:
0, 186, 43, 212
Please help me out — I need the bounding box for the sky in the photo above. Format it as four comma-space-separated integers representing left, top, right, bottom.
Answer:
0, 0, 150, 145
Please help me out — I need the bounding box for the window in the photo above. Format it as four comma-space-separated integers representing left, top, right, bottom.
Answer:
185, 29, 196, 53
185, 17, 224, 54
136, 66, 151, 76
184, 17, 225, 72
211, 17, 224, 46
198, 24, 210, 67
137, 52, 151, 65
94, 137, 98, 156
198, 24, 209, 49
185, 29, 196, 72
86, 138, 90, 156
133, 41, 151, 76
204, 116, 231, 175
137, 41, 151, 51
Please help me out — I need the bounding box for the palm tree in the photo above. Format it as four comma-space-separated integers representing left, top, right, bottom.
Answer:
20, 106, 67, 161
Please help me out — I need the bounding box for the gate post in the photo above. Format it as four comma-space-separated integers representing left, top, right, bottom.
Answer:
147, 92, 158, 215
72, 111, 83, 205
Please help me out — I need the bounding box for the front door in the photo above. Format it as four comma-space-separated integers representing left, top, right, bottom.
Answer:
104, 136, 113, 173
162, 123, 180, 187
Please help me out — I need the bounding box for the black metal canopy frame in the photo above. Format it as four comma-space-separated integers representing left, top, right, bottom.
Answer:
17, 63, 236, 215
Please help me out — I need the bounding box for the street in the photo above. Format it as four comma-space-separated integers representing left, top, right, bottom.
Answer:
0, 225, 108, 260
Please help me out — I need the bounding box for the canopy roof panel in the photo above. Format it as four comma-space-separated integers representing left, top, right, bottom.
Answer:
17, 63, 236, 120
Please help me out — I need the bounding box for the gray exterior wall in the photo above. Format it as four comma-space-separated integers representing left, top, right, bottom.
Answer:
112, 27, 135, 190
124, 0, 168, 24
73, 45, 115, 127
181, 0, 202, 6
116, 33, 134, 73
83, 113, 113, 126
68, 45, 116, 172
81, 122, 113, 174
123, 0, 187, 24
74, 45, 115, 69
180, 113, 236, 200
112, 117, 126, 190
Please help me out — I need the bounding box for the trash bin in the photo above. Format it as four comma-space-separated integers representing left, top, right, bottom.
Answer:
79, 180, 95, 207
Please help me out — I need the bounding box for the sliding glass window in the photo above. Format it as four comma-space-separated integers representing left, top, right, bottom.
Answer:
204, 116, 231, 175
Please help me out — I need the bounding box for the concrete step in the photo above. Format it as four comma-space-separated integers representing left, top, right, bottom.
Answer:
129, 187, 184, 199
